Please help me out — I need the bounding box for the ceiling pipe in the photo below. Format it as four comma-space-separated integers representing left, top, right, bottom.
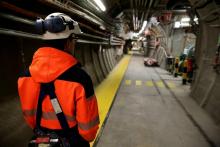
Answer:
140, 0, 146, 30
133, 0, 137, 31
143, 0, 154, 24
137, 0, 143, 30
80, 33, 109, 41
0, 1, 44, 18
153, 0, 161, 7
139, 0, 149, 32
130, 0, 133, 10
38, 0, 113, 30
0, 27, 112, 45
142, 0, 145, 7
0, 10, 108, 38
133, 9, 136, 31
138, 0, 141, 7
1, 1, 107, 31
0, 13, 35, 25
0, 13, 110, 41
78, 22, 108, 36
135, 0, 138, 31
135, 14, 137, 31
136, 0, 141, 30
0, 28, 42, 39
130, 0, 136, 31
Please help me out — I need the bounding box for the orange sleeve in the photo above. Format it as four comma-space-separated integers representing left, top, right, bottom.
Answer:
18, 77, 40, 129
75, 84, 100, 142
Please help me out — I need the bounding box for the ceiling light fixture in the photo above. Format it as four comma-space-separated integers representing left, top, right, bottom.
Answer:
87, 0, 100, 11
174, 21, 191, 28
138, 21, 148, 35
181, 17, 190, 22
93, 0, 106, 11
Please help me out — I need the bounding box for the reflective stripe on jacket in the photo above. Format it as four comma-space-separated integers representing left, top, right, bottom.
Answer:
18, 47, 99, 142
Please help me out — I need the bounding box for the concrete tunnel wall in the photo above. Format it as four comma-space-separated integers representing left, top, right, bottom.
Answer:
191, 22, 220, 124
0, 33, 122, 146
148, 0, 220, 125
188, 0, 220, 125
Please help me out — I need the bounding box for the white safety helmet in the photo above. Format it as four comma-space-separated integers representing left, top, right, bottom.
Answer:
35, 12, 82, 40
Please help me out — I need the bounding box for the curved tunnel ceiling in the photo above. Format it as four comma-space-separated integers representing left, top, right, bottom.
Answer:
74, 0, 174, 32
82, 0, 192, 32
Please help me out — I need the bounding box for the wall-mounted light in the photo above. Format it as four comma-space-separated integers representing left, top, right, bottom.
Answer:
174, 21, 181, 28
174, 21, 191, 28
181, 17, 190, 22
181, 22, 190, 27
93, 0, 106, 11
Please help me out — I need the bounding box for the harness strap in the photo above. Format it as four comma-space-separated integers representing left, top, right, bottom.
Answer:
36, 82, 70, 132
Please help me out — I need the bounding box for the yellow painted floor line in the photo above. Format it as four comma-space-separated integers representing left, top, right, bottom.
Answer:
156, 81, 165, 88
146, 81, 154, 87
125, 80, 131, 85
167, 82, 176, 88
136, 80, 142, 86
91, 55, 131, 146
128, 51, 133, 55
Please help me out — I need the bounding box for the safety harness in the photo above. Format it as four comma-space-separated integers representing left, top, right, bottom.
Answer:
29, 82, 70, 147
36, 82, 70, 131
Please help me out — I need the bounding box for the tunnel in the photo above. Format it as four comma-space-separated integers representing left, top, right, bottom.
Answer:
0, 0, 220, 147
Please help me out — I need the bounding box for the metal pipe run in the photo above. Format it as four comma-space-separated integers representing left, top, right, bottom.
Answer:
0, 13, 35, 25
0, 1, 44, 18
0, 28, 123, 46
0, 12, 110, 42
0, 8, 108, 38
38, 0, 111, 29
77, 39, 109, 45
144, 0, 154, 21
140, 0, 150, 32
0, 28, 41, 39
80, 33, 109, 41
112, 36, 123, 41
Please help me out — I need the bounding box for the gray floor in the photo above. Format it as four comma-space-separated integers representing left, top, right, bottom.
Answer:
96, 55, 215, 147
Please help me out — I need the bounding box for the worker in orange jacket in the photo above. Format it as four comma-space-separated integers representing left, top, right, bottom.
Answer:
18, 13, 99, 147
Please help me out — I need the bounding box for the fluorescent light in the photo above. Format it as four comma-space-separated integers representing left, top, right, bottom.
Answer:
138, 21, 148, 35
181, 17, 190, 22
174, 21, 191, 28
87, 0, 100, 11
142, 21, 148, 28
93, 0, 106, 11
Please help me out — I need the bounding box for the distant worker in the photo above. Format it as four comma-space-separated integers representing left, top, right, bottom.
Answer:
18, 12, 99, 147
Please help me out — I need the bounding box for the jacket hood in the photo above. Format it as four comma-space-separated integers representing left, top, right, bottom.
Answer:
29, 47, 77, 83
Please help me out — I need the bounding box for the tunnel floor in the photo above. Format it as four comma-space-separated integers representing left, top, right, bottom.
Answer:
95, 54, 219, 147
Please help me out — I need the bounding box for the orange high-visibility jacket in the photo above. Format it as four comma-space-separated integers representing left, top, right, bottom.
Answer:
18, 47, 99, 142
